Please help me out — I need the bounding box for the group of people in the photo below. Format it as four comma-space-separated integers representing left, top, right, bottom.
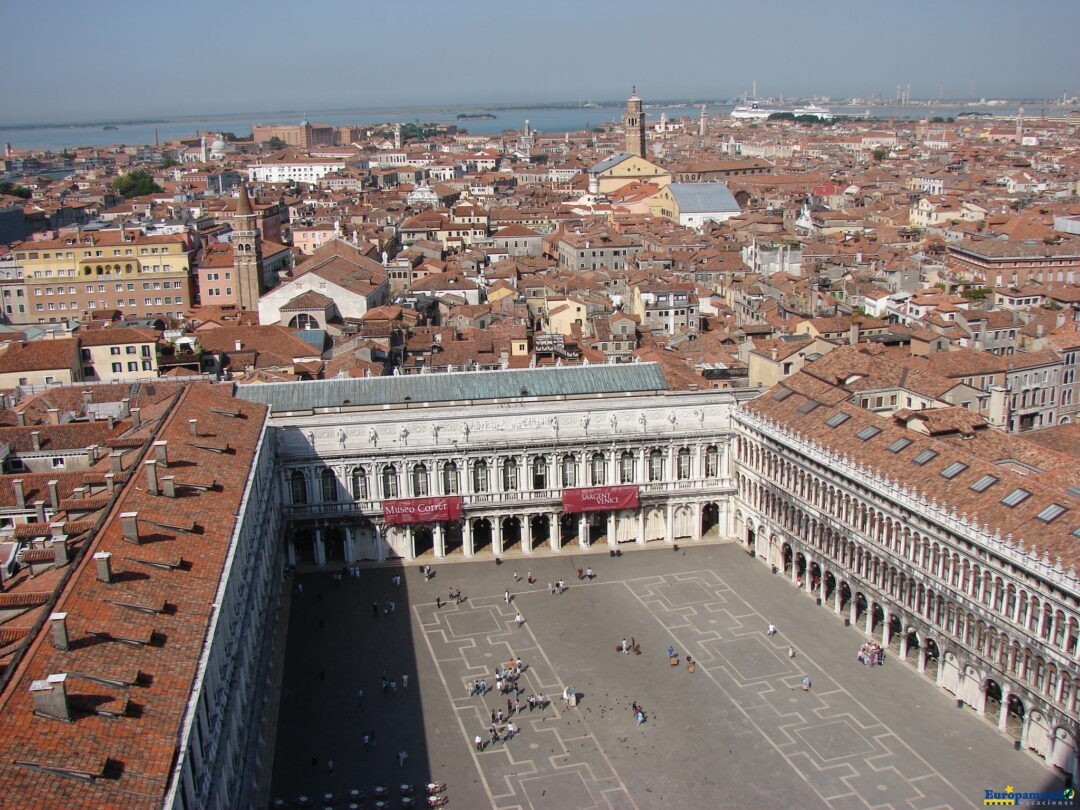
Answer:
547, 580, 568, 595
631, 701, 647, 725
471, 657, 548, 751
576, 567, 595, 580
857, 641, 884, 667
618, 637, 641, 655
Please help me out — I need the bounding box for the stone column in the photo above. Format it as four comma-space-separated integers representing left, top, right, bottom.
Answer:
899, 630, 909, 661
607, 512, 617, 547
917, 644, 927, 673
881, 613, 891, 647
522, 515, 533, 554
434, 524, 446, 558
998, 684, 1012, 732
405, 527, 416, 561
463, 520, 475, 557
805, 560, 814, 595
344, 525, 356, 563
374, 523, 386, 563
849, 594, 859, 627
549, 513, 559, 553
313, 528, 327, 566
833, 579, 843, 615
637, 509, 646, 545
865, 602, 874, 636
493, 518, 504, 556
578, 515, 589, 549
286, 540, 297, 567
692, 502, 702, 541
664, 503, 675, 544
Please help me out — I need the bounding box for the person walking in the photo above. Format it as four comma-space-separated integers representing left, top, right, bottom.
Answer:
402, 672, 409, 689
475, 734, 484, 752
548, 581, 554, 596
767, 623, 777, 636
514, 612, 524, 628
513, 571, 520, 582
397, 749, 408, 768
504, 590, 511, 605
788, 646, 796, 658
327, 758, 335, 776
802, 676, 812, 692
527, 571, 534, 584
435, 595, 442, 609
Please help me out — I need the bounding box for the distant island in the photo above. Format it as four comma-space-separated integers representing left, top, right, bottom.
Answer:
102, 125, 119, 130
456, 113, 496, 120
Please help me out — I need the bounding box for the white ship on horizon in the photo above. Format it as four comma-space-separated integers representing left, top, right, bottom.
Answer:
730, 101, 776, 120
793, 103, 833, 120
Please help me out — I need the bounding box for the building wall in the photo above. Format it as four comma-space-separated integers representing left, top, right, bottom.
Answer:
82, 341, 159, 382
732, 407, 1080, 776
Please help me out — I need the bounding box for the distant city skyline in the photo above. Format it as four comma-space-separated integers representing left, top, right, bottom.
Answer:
2, 0, 1077, 126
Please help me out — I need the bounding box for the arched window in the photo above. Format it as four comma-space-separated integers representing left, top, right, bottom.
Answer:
677, 447, 691, 480
472, 460, 489, 493
531, 456, 547, 490
289, 470, 307, 504
411, 463, 429, 497
590, 452, 607, 486
381, 464, 399, 499
620, 451, 635, 484
705, 445, 719, 477
561, 454, 577, 488
648, 449, 664, 482
442, 461, 459, 494
502, 458, 519, 491
320, 468, 338, 502
288, 313, 319, 330
350, 467, 368, 500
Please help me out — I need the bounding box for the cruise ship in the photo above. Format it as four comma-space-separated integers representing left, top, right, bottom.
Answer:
730, 101, 776, 120
793, 103, 833, 120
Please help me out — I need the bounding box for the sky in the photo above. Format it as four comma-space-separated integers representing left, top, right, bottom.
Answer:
2, 0, 1078, 125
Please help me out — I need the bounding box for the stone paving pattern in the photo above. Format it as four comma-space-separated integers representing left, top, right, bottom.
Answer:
270, 543, 1064, 809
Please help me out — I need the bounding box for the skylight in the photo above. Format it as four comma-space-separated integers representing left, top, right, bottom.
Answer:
940, 462, 968, 480
886, 438, 912, 453
1001, 488, 1031, 508
798, 400, 820, 414
970, 474, 998, 493
1035, 504, 1066, 523
772, 388, 794, 402
825, 412, 850, 428
913, 449, 938, 466
856, 426, 882, 440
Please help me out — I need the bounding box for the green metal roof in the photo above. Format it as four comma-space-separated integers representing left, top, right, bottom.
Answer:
234, 363, 669, 413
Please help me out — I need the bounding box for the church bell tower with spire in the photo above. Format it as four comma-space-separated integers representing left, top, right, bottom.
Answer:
624, 87, 646, 157
233, 184, 263, 310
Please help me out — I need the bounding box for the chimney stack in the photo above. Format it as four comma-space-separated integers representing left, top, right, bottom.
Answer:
130, 408, 141, 429
104, 472, 115, 494
161, 475, 177, 498
188, 419, 199, 437
30, 431, 41, 451
110, 451, 124, 473
94, 551, 113, 583
15, 411, 25, 427
12, 480, 24, 509
47, 409, 60, 426
51, 536, 68, 565
144, 459, 159, 495
34, 501, 46, 524
49, 521, 65, 538
120, 398, 131, 418
234, 339, 243, 352
30, 673, 71, 721
120, 512, 140, 545
47, 480, 59, 512
153, 440, 168, 467
82, 390, 93, 406
49, 613, 69, 650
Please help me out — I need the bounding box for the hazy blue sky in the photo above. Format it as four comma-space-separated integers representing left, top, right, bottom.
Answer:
3, 0, 1077, 124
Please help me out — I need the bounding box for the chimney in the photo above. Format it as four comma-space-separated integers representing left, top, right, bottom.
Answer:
94, 551, 113, 583
234, 339, 243, 352
104, 472, 115, 494
15, 411, 25, 427
110, 451, 124, 473
849, 319, 861, 346
81, 390, 93, 406
34, 501, 45, 524
47, 480, 59, 512
188, 419, 199, 437
51, 537, 68, 565
130, 408, 141, 429
107, 415, 115, 431
49, 612, 69, 650
120, 398, 131, 418
988, 385, 1008, 429
49, 521, 65, 538
144, 459, 159, 495
161, 475, 177, 498
120, 512, 140, 545
31, 431, 41, 451
30, 673, 71, 721
47, 409, 60, 426
153, 441, 168, 467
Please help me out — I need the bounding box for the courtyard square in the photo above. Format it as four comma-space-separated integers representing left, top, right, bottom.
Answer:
270, 543, 1065, 809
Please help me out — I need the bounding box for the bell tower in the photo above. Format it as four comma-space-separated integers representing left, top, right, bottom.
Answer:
624, 87, 646, 157
233, 184, 263, 310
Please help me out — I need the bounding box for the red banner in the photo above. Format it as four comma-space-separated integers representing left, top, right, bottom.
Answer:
562, 486, 639, 514
383, 496, 463, 525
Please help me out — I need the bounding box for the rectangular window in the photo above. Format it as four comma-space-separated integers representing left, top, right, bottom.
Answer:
772, 388, 794, 402
51, 457, 66, 469
886, 438, 911, 453
970, 474, 998, 492
797, 400, 820, 414
112, 362, 122, 373
1001, 488, 1031, 507
127, 361, 138, 372
912, 449, 938, 465
824, 412, 849, 427
940, 462, 968, 479
855, 426, 881, 440
1035, 504, 1066, 523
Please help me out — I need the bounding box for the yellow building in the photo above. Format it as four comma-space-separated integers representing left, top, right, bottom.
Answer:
78, 327, 160, 382
586, 152, 670, 195
11, 230, 195, 325
0, 338, 81, 388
